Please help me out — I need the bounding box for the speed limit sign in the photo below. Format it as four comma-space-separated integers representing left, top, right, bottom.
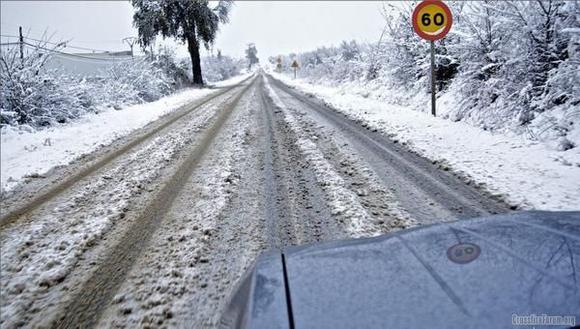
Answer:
412, 0, 453, 117
412, 0, 453, 41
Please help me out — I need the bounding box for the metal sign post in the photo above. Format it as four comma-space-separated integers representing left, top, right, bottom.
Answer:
430, 40, 436, 116
19, 26, 24, 60
291, 60, 299, 79
412, 0, 453, 117
276, 57, 282, 72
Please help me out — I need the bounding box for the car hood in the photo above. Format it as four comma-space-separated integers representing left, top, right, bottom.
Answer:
220, 211, 580, 329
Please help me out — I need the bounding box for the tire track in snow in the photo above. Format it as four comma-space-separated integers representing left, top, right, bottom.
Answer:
266, 80, 416, 233
50, 77, 257, 329
0, 75, 254, 230
0, 88, 242, 329
97, 82, 264, 329
258, 75, 344, 247
268, 74, 510, 224
265, 77, 378, 237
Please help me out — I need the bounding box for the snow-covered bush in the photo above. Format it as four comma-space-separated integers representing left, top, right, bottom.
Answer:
272, 0, 579, 148
92, 57, 174, 107
0, 48, 175, 129
1, 44, 198, 130
447, 0, 579, 132
171, 50, 244, 84
195, 51, 247, 83
273, 41, 370, 87
201, 54, 244, 83
0, 43, 95, 128
149, 47, 190, 90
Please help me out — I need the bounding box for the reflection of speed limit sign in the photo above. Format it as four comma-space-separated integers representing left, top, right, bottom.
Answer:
412, 0, 453, 41
447, 243, 481, 264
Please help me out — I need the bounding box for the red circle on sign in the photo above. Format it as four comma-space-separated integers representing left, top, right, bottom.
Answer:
412, 0, 453, 41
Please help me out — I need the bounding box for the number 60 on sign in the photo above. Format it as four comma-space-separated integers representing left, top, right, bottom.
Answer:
412, 0, 453, 41
411, 0, 453, 117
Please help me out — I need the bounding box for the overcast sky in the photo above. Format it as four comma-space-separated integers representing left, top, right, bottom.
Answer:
1, 1, 386, 60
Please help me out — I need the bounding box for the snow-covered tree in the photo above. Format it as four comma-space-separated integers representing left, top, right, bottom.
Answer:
245, 43, 259, 69
131, 0, 233, 85
379, 2, 427, 87
447, 0, 578, 126
446, 1, 512, 122
1, 41, 191, 130
340, 40, 360, 61
272, 0, 579, 146
0, 41, 93, 127
201, 54, 244, 82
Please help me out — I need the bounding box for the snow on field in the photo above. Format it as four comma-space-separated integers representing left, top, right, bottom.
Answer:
0, 73, 251, 192
270, 72, 580, 211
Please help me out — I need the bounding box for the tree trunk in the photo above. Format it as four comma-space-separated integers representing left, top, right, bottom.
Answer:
187, 35, 203, 85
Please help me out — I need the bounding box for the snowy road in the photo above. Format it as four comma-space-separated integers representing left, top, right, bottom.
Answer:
267, 76, 510, 223
1, 72, 510, 328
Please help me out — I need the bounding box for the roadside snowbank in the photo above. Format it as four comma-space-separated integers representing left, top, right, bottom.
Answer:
0, 73, 251, 192
270, 72, 580, 211
211, 70, 254, 87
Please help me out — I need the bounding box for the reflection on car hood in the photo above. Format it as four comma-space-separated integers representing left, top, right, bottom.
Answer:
220, 211, 580, 329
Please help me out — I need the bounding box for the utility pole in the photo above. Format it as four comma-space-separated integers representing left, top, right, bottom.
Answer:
19, 26, 24, 60
122, 37, 138, 57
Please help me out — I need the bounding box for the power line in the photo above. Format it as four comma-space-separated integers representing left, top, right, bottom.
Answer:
22, 42, 133, 62
1, 34, 118, 53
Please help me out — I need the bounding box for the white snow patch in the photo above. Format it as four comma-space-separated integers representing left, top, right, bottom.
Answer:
210, 70, 254, 88
270, 72, 580, 211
